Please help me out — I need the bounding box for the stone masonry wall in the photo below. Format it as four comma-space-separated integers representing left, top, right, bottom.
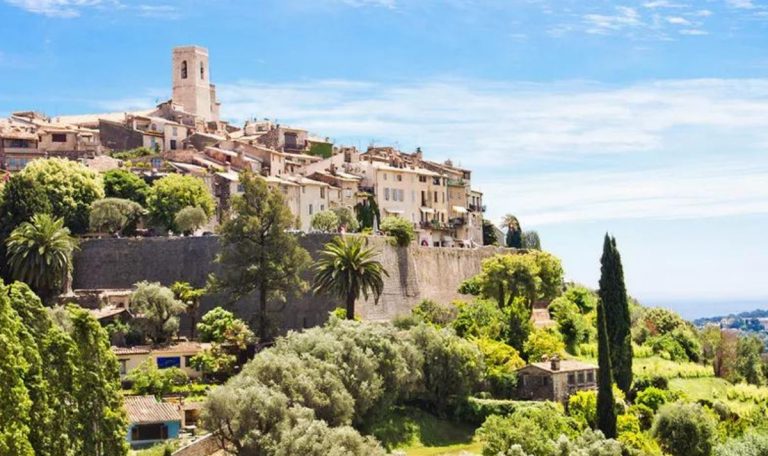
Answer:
72, 235, 511, 332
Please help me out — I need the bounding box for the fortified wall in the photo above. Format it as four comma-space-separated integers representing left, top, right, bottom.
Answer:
72, 235, 511, 332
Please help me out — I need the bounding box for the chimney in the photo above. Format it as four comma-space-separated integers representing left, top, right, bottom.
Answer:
550, 355, 560, 371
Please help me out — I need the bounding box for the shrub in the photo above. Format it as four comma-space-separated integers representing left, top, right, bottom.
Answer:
474, 337, 523, 397
714, 432, 768, 456
103, 169, 150, 205
478, 402, 577, 456
652, 402, 717, 456
379, 215, 414, 247
411, 299, 458, 327
523, 327, 566, 362
636, 387, 674, 413
452, 299, 507, 340
627, 404, 655, 430
174, 206, 208, 235
111, 146, 154, 160
568, 390, 597, 429
310, 210, 340, 232
128, 360, 189, 397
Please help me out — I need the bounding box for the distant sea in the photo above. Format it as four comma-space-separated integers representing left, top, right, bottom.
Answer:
644, 298, 768, 321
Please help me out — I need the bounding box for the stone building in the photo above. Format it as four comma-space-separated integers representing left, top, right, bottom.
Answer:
516, 357, 599, 403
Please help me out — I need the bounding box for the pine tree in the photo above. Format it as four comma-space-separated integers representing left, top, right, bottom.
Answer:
596, 299, 617, 439
599, 234, 633, 395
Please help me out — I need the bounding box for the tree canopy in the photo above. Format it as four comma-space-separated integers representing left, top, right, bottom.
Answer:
146, 174, 215, 233
102, 169, 150, 205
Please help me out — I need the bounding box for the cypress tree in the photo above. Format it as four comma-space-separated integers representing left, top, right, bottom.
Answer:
599, 234, 633, 395
596, 299, 617, 438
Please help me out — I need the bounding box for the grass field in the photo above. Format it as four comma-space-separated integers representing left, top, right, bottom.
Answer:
577, 355, 714, 379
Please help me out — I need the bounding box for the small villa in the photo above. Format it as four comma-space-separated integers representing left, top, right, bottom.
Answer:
124, 395, 182, 449
114, 341, 211, 380
516, 357, 598, 403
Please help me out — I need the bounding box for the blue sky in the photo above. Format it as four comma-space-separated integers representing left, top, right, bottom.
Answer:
1, 0, 767, 317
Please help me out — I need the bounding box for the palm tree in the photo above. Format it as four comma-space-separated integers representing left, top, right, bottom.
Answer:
6, 213, 77, 303
313, 236, 388, 320
171, 281, 206, 339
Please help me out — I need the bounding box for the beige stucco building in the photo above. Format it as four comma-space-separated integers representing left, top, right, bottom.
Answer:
172, 46, 220, 123
114, 341, 211, 380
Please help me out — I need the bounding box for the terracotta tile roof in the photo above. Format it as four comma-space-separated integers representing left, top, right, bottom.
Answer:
124, 396, 181, 425
113, 346, 151, 355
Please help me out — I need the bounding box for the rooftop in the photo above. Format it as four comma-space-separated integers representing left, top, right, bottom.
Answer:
522, 359, 598, 373
124, 396, 181, 425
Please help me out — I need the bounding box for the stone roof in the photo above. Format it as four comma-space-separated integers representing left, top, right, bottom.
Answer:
520, 359, 598, 374
124, 396, 181, 425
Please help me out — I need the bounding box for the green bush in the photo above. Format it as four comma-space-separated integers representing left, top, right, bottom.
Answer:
128, 360, 189, 398
636, 387, 675, 413
407, 324, 485, 415
477, 402, 578, 456
474, 337, 523, 398
379, 215, 414, 247
111, 146, 154, 160
452, 299, 507, 341
652, 402, 717, 456
310, 210, 340, 232
411, 299, 458, 327
715, 432, 768, 456
523, 327, 565, 362
89, 197, 145, 235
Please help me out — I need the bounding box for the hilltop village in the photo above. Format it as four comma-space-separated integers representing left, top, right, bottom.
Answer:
0, 45, 485, 247
3, 46, 766, 456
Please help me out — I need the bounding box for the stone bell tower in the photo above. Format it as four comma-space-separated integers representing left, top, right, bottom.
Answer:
172, 45, 219, 122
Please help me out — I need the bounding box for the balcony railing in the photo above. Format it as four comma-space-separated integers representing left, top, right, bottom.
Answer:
468, 204, 486, 212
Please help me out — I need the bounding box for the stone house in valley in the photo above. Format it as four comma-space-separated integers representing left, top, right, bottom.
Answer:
516, 357, 598, 402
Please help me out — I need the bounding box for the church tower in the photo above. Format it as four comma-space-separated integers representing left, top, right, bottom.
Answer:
172, 46, 219, 122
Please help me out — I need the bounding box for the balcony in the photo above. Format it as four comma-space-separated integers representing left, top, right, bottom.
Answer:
468, 204, 486, 213
449, 217, 466, 227
447, 178, 466, 187
420, 220, 451, 231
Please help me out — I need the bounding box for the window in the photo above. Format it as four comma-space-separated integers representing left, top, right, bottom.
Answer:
156, 357, 181, 369
383, 173, 388, 181
320, 204, 325, 211
587, 371, 595, 383
302, 186, 306, 194
181, 60, 188, 79
567, 373, 576, 385
184, 356, 196, 369
399, 189, 404, 201
169, 139, 177, 150
396, 174, 402, 182
433, 177, 441, 185
344, 189, 352, 198
172, 126, 178, 137
433, 191, 438, 203
309, 204, 313, 215
119, 359, 127, 376
577, 372, 585, 384
51, 133, 67, 143
320, 187, 325, 198
200, 62, 205, 80
419, 175, 427, 183
384, 188, 390, 201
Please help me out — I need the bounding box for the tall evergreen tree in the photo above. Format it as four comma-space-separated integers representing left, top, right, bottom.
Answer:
596, 299, 617, 439
69, 307, 128, 456
210, 172, 311, 340
599, 234, 633, 395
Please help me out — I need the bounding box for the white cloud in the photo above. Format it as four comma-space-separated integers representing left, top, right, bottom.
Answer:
679, 28, 708, 35
666, 16, 691, 25
583, 6, 642, 34
643, 1, 687, 8
206, 77, 768, 225
482, 161, 768, 226
727, 0, 756, 8
4, 0, 102, 17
